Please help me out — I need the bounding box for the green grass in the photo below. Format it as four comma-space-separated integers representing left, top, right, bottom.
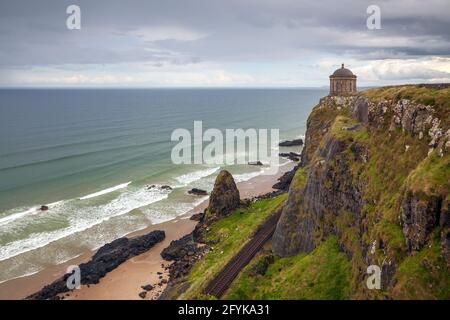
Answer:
179, 194, 287, 299
405, 150, 450, 197
226, 236, 352, 300
291, 167, 308, 190
393, 233, 450, 299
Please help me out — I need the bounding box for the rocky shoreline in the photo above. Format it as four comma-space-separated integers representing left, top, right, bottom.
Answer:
27, 230, 165, 300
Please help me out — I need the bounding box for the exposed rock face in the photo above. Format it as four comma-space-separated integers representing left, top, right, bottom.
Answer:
159, 234, 209, 299
207, 170, 240, 217
273, 134, 365, 257
401, 191, 442, 251
369, 98, 449, 153
189, 212, 204, 221
27, 230, 165, 300
161, 233, 197, 261
272, 87, 449, 298
193, 170, 240, 243
272, 163, 300, 191
272, 171, 312, 256
441, 198, 450, 267
352, 96, 369, 124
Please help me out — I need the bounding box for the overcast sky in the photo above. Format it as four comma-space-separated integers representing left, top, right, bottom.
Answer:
0, 0, 449, 87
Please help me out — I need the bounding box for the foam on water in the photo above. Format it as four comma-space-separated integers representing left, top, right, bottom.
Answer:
175, 166, 220, 186
0, 186, 171, 261
0, 200, 64, 227
79, 181, 132, 200
0, 269, 41, 285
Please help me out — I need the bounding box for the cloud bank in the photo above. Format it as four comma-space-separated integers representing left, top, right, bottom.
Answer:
0, 0, 449, 87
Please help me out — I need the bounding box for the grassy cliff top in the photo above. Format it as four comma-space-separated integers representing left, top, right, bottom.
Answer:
362, 84, 450, 126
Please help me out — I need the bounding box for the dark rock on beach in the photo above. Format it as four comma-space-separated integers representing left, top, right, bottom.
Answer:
272, 163, 301, 191
188, 188, 208, 196
279, 152, 301, 162
161, 233, 197, 261
141, 284, 154, 291
279, 138, 303, 147
27, 230, 165, 300
159, 232, 209, 299
40, 205, 49, 211
189, 212, 204, 221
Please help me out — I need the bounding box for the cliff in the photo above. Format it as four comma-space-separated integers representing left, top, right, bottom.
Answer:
271, 85, 450, 299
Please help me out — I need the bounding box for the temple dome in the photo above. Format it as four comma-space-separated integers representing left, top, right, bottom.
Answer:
331, 64, 355, 77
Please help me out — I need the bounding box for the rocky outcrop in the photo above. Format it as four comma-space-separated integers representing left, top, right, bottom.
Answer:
27, 230, 165, 300
188, 188, 208, 196
401, 191, 442, 251
272, 163, 300, 191
193, 170, 240, 243
161, 233, 197, 261
279, 152, 301, 162
189, 212, 204, 221
352, 96, 369, 124
207, 170, 240, 217
159, 233, 209, 299
273, 133, 365, 257
279, 139, 303, 147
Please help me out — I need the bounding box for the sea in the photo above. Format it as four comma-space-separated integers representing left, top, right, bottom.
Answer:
0, 88, 326, 283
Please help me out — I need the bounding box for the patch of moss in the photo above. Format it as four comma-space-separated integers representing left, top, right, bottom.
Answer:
405, 150, 450, 197
393, 233, 450, 299
226, 236, 352, 300
291, 168, 307, 190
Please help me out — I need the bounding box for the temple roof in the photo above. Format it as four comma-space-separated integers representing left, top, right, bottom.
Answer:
330, 64, 356, 78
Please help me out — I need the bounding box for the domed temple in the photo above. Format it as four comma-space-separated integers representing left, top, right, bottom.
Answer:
329, 64, 357, 95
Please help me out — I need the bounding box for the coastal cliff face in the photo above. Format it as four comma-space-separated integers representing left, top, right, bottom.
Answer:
272, 85, 450, 299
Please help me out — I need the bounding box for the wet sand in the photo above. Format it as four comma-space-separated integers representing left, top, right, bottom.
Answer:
0, 162, 294, 300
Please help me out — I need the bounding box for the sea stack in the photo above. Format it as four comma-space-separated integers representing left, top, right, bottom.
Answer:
193, 170, 240, 243
207, 170, 240, 217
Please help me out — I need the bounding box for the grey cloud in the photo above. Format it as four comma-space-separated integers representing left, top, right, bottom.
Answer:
0, 0, 449, 82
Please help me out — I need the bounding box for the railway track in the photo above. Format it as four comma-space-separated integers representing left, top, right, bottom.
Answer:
203, 210, 282, 298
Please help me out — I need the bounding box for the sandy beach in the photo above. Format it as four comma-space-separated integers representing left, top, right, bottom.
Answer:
0, 162, 294, 300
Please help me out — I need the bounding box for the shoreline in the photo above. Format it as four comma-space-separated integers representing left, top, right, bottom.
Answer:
0, 161, 295, 300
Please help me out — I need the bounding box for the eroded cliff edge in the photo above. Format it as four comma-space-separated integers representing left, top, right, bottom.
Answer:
272, 85, 450, 299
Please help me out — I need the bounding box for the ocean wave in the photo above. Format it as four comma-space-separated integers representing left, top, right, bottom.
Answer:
0, 201, 64, 227
234, 171, 262, 183
0, 187, 171, 262
79, 181, 132, 200
0, 138, 167, 172
175, 167, 220, 186
0, 269, 42, 285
